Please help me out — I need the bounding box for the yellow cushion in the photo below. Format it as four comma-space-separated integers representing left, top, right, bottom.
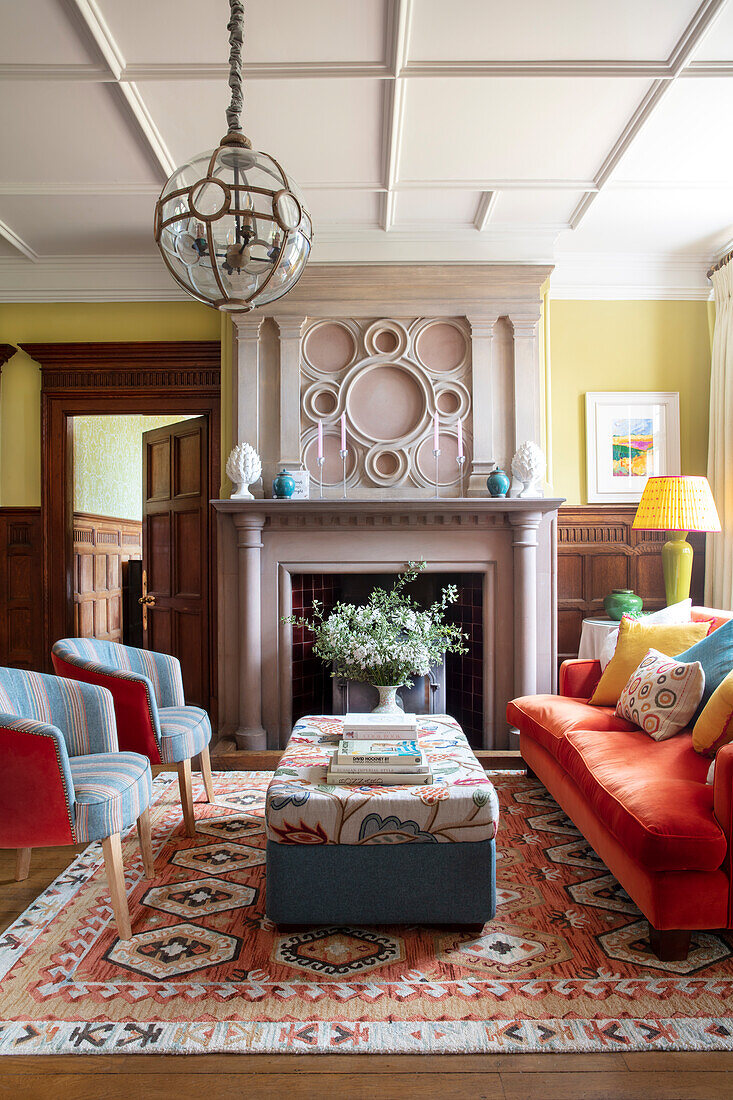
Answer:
588, 617, 709, 707
692, 669, 733, 756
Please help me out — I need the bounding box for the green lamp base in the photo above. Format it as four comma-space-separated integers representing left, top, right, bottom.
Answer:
662, 532, 693, 606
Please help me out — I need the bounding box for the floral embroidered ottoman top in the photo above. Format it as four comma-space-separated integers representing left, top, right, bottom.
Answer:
265, 715, 500, 845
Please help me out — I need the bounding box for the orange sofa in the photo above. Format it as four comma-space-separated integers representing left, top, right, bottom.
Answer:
507, 607, 733, 961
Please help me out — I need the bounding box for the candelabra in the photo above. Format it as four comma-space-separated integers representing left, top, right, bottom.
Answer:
339, 449, 348, 499
457, 453, 466, 498
317, 455, 325, 499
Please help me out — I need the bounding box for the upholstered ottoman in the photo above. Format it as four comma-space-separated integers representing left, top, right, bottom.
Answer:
265, 715, 499, 928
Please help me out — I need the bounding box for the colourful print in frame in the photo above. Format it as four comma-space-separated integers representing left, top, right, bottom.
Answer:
585, 392, 680, 504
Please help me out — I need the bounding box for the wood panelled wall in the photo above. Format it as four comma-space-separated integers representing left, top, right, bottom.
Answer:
557, 506, 706, 662
0, 508, 43, 670
73, 513, 142, 642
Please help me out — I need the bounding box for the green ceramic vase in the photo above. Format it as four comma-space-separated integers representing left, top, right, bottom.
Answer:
603, 589, 643, 621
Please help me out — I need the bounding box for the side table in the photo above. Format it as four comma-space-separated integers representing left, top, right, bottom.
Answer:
578, 617, 618, 660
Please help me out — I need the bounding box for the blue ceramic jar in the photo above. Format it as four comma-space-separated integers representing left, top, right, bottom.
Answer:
487, 467, 511, 498
273, 469, 296, 499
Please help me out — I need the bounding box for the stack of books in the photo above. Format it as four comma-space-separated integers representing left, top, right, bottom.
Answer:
326, 738, 432, 786
342, 711, 418, 740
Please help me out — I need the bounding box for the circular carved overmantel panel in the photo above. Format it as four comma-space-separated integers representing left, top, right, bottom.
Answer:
299, 317, 472, 492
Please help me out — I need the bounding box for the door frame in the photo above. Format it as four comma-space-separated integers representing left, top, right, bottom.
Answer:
22, 341, 221, 719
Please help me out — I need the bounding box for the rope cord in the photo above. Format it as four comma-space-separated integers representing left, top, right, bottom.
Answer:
226, 0, 244, 133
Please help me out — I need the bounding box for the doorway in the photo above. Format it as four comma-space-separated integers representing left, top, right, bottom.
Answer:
29, 340, 221, 722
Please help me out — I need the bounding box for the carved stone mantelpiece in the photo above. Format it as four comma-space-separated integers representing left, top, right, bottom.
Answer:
228, 263, 552, 499
213, 496, 563, 751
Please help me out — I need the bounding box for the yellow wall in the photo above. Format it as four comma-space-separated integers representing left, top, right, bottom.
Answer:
0, 303, 220, 506
548, 300, 712, 505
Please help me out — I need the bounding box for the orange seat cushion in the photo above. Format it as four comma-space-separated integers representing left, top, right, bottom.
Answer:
561, 728, 726, 873
507, 695, 637, 761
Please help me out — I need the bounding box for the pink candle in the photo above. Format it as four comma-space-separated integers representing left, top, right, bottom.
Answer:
457, 416, 463, 458
340, 412, 346, 451
433, 411, 439, 451
317, 419, 323, 459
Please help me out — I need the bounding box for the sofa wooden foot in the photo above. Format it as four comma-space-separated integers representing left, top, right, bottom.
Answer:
648, 925, 691, 962
524, 763, 537, 779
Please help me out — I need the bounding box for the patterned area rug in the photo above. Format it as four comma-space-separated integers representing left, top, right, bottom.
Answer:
2, 770, 733, 1056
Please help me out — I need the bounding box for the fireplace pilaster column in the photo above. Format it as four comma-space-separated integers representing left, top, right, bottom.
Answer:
466, 313, 498, 496
510, 313, 542, 451
233, 512, 266, 750
509, 511, 542, 699
231, 315, 264, 455
275, 316, 306, 470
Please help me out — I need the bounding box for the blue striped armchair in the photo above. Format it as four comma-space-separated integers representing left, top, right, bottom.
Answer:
52, 639, 214, 836
0, 667, 154, 940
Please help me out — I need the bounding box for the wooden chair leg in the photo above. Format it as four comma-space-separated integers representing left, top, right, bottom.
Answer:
200, 744, 215, 803
101, 833, 132, 941
177, 759, 196, 837
136, 807, 155, 879
15, 848, 31, 881
648, 924, 692, 962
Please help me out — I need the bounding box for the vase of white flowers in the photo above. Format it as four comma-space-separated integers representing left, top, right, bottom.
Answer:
284, 560, 467, 712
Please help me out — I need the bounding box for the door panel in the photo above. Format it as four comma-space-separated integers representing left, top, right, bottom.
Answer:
174, 510, 202, 596
142, 416, 209, 709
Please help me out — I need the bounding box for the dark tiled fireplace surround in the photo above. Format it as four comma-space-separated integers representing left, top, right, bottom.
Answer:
291, 572, 484, 744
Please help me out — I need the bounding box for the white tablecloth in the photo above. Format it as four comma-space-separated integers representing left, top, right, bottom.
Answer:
578, 617, 618, 660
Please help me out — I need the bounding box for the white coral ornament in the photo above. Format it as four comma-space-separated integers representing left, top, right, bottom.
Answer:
226, 442, 262, 500
511, 441, 546, 498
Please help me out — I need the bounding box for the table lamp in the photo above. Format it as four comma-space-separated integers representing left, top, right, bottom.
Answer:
632, 475, 721, 605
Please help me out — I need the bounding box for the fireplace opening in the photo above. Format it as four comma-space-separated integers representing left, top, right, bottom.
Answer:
290, 571, 484, 745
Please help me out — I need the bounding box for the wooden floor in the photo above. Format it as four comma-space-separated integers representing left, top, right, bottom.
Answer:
2, 761, 733, 1099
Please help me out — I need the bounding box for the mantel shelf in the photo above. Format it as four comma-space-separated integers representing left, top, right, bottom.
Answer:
212, 498, 565, 515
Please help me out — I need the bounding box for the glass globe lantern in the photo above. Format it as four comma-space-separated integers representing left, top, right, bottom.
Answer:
155, 131, 312, 312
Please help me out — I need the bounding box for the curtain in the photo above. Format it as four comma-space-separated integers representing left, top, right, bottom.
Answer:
706, 260, 733, 609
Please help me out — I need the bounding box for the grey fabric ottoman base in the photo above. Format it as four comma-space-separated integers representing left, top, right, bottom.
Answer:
266, 838, 496, 927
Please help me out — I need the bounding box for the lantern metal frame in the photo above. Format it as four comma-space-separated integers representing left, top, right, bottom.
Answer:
153, 2, 312, 313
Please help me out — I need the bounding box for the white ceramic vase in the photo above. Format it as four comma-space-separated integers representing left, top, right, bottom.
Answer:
371, 684, 404, 714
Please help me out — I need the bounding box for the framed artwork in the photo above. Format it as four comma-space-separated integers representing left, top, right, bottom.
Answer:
585, 391, 680, 504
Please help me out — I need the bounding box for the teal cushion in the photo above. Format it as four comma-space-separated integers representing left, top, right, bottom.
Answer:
676, 619, 733, 721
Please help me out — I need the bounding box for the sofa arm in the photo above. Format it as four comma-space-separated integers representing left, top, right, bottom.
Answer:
713, 744, 733, 926
559, 659, 602, 699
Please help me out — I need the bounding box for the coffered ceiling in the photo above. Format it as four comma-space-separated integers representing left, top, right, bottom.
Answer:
0, 0, 732, 300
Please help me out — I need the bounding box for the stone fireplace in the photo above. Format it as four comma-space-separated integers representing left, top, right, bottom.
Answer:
213, 263, 562, 750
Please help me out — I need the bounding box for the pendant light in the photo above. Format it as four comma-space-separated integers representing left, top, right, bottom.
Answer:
154, 0, 312, 312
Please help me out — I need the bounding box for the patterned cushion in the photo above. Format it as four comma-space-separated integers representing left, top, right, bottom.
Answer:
52, 639, 185, 710
266, 715, 499, 845
70, 753, 152, 842
615, 648, 705, 741
0, 668, 117, 757
158, 706, 211, 764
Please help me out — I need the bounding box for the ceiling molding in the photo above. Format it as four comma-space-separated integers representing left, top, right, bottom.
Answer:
474, 192, 499, 232
380, 0, 412, 230
550, 251, 713, 300
62, 0, 124, 80
401, 60, 675, 78
0, 219, 38, 262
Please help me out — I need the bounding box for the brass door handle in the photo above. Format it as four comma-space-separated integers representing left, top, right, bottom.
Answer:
138, 595, 156, 606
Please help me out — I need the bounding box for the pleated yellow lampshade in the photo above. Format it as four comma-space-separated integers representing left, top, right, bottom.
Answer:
633, 476, 721, 532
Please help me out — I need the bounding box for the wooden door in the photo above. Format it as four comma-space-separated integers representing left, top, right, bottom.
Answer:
142, 417, 209, 709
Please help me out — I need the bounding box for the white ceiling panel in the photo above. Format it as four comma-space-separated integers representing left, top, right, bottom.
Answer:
305, 191, 381, 226
409, 0, 699, 62
399, 77, 652, 182
0, 82, 162, 185
138, 77, 384, 185
690, 2, 733, 60
0, 0, 97, 65
490, 189, 584, 225
612, 78, 733, 183
98, 0, 388, 66
0, 193, 158, 255
558, 187, 733, 254
0, 234, 23, 258
394, 190, 480, 225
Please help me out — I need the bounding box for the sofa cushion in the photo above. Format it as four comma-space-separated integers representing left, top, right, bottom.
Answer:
589, 618, 709, 707
693, 669, 733, 757
615, 648, 705, 741
561, 728, 726, 873
507, 695, 637, 761
676, 618, 733, 723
